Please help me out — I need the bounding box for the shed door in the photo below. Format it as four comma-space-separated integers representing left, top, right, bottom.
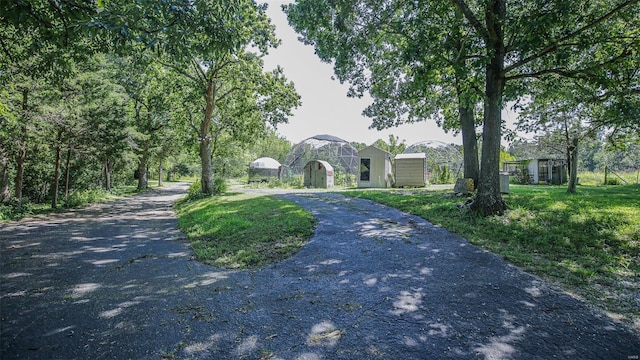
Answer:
538, 161, 549, 183
360, 158, 371, 181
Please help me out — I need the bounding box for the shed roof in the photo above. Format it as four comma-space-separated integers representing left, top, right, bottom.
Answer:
359, 145, 392, 157
395, 153, 426, 159
304, 159, 334, 171
250, 157, 281, 169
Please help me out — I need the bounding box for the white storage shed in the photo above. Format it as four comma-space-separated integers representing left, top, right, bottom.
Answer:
357, 145, 392, 188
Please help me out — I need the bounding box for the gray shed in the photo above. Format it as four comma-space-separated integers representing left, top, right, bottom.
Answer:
357, 145, 392, 188
248, 157, 281, 182
303, 160, 334, 189
394, 153, 427, 187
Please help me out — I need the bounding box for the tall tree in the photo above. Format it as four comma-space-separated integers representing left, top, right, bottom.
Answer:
38, 88, 81, 208
459, 0, 638, 213
517, 70, 639, 193
71, 58, 130, 192
1, 0, 97, 207
97, 0, 300, 195
248, 129, 292, 164
111, 57, 174, 191
517, 85, 597, 193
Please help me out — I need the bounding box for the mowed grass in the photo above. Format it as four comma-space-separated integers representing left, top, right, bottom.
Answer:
343, 184, 639, 325
175, 192, 316, 269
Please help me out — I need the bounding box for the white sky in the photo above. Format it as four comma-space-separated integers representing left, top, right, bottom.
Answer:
262, 1, 519, 147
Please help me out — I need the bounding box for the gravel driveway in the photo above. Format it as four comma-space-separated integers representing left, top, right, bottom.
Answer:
1, 183, 639, 359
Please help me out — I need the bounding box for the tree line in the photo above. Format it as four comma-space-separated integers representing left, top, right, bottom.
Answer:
1, 0, 300, 210
2, 0, 639, 217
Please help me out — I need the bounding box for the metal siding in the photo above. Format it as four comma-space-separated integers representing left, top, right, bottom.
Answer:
395, 158, 427, 187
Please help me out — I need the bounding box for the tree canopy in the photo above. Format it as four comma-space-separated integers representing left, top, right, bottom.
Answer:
94, 0, 300, 194
1, 0, 302, 208
285, 0, 640, 215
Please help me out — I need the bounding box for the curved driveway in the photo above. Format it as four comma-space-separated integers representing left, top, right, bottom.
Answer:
1, 183, 639, 359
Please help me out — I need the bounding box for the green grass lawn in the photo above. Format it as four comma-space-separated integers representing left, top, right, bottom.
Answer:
343, 184, 639, 326
175, 191, 316, 269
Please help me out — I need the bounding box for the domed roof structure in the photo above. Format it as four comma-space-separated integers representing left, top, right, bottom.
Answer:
250, 157, 281, 169
283, 134, 359, 176
404, 140, 464, 179
248, 157, 282, 182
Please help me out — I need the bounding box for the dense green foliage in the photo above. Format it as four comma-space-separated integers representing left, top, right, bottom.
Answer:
344, 184, 640, 325
93, 0, 301, 195
1, 1, 301, 211
176, 189, 316, 268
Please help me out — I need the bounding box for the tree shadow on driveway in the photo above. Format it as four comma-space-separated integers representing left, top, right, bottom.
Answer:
1, 186, 639, 359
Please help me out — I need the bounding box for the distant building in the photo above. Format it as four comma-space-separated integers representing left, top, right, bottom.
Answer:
357, 145, 392, 188
248, 157, 282, 182
503, 159, 568, 185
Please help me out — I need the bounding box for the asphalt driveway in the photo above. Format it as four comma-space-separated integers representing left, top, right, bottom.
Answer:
1, 183, 638, 359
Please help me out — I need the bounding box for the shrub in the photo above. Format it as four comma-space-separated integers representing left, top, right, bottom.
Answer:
604, 177, 621, 185
334, 171, 356, 187
0, 198, 33, 221
430, 164, 453, 184
213, 177, 227, 195
513, 161, 531, 185
65, 188, 109, 208
186, 180, 205, 200
185, 178, 227, 200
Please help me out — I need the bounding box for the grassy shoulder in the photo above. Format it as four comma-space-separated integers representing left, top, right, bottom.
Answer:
175, 191, 316, 269
343, 184, 639, 327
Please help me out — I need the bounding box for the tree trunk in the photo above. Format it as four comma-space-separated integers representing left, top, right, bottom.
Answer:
0, 156, 10, 203
15, 88, 29, 209
200, 78, 216, 195
471, 0, 507, 216
137, 155, 148, 191
158, 160, 163, 187
564, 123, 572, 178
459, 104, 479, 187
64, 147, 71, 204
51, 129, 63, 209
453, 37, 479, 188
104, 160, 112, 192
567, 138, 578, 193
200, 139, 214, 194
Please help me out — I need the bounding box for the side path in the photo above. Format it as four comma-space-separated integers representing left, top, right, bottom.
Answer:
0, 183, 203, 359
0, 187, 638, 359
